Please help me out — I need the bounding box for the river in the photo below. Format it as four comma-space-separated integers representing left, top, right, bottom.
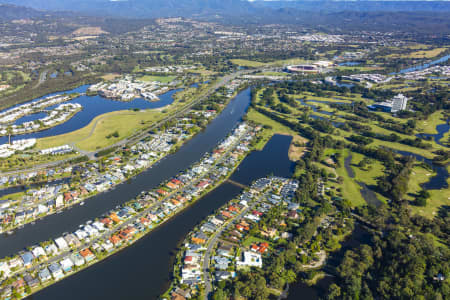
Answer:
12, 56, 450, 299
27, 134, 295, 300
391, 54, 450, 74
0, 88, 251, 257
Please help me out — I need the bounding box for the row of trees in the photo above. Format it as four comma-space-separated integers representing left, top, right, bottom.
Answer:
329, 229, 449, 300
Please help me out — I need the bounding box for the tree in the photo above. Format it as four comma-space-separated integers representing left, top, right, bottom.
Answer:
213, 288, 227, 300
327, 283, 341, 300
283, 269, 297, 284
415, 190, 430, 207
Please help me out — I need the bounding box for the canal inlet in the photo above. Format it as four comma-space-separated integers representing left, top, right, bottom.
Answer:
0, 85, 182, 144
0, 88, 251, 257
28, 134, 295, 300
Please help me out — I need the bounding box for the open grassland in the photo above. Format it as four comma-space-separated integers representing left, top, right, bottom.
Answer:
293, 91, 367, 103
246, 109, 307, 161
271, 58, 308, 66
441, 129, 450, 146
254, 72, 289, 77
76, 111, 164, 151
384, 47, 448, 59
230, 58, 308, 68
334, 149, 366, 207
408, 164, 449, 219
406, 48, 447, 58
351, 152, 389, 203
372, 111, 408, 124
0, 191, 25, 202
187, 68, 217, 76
101, 73, 121, 81
405, 44, 431, 50
417, 110, 447, 134
0, 153, 77, 171
336, 66, 383, 72
230, 59, 266, 67
138, 75, 176, 83
37, 110, 165, 151
3, 70, 30, 82
351, 152, 384, 186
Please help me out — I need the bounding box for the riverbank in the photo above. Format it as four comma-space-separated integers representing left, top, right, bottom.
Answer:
0, 115, 203, 234
161, 177, 299, 300
24, 133, 293, 300
0, 123, 260, 299
0, 84, 251, 234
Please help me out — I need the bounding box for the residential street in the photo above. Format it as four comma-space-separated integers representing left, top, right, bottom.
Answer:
203, 191, 268, 299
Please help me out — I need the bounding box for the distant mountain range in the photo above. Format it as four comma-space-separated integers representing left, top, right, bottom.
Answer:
0, 3, 48, 20
253, 0, 450, 12
0, 0, 255, 18
0, 0, 449, 18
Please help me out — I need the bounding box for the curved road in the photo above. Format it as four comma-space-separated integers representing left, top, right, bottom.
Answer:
33, 69, 48, 89
3, 68, 260, 175
203, 190, 266, 299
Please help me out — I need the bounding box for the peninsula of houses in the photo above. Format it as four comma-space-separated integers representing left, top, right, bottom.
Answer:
0, 121, 261, 299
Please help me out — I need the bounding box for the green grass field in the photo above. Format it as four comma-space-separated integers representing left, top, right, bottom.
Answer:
408, 164, 449, 219
440, 129, 450, 146
37, 110, 166, 151
230, 58, 308, 68
254, 72, 289, 77
242, 235, 272, 247
138, 75, 176, 83
334, 149, 366, 207
0, 153, 77, 171
350, 152, 389, 204
417, 110, 447, 134
230, 59, 266, 67
351, 152, 384, 186
406, 48, 447, 58
0, 191, 25, 201
336, 66, 384, 72
246, 109, 306, 160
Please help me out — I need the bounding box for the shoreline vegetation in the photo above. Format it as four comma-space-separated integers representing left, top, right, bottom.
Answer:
0, 15, 449, 300
2, 122, 261, 300
0, 83, 250, 233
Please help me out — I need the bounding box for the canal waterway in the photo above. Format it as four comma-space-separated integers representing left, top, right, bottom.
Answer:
392, 54, 450, 74
0, 88, 252, 257
0, 85, 182, 144
338, 62, 362, 66
0, 178, 70, 198
28, 134, 295, 300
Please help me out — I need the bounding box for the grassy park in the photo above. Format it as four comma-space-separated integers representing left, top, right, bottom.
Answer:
138, 75, 177, 83
246, 108, 307, 161
416, 110, 448, 134
37, 110, 166, 151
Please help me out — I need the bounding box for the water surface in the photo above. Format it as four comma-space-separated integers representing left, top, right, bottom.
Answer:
29, 134, 295, 300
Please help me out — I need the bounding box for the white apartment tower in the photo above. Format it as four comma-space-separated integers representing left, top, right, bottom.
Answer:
391, 94, 408, 113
